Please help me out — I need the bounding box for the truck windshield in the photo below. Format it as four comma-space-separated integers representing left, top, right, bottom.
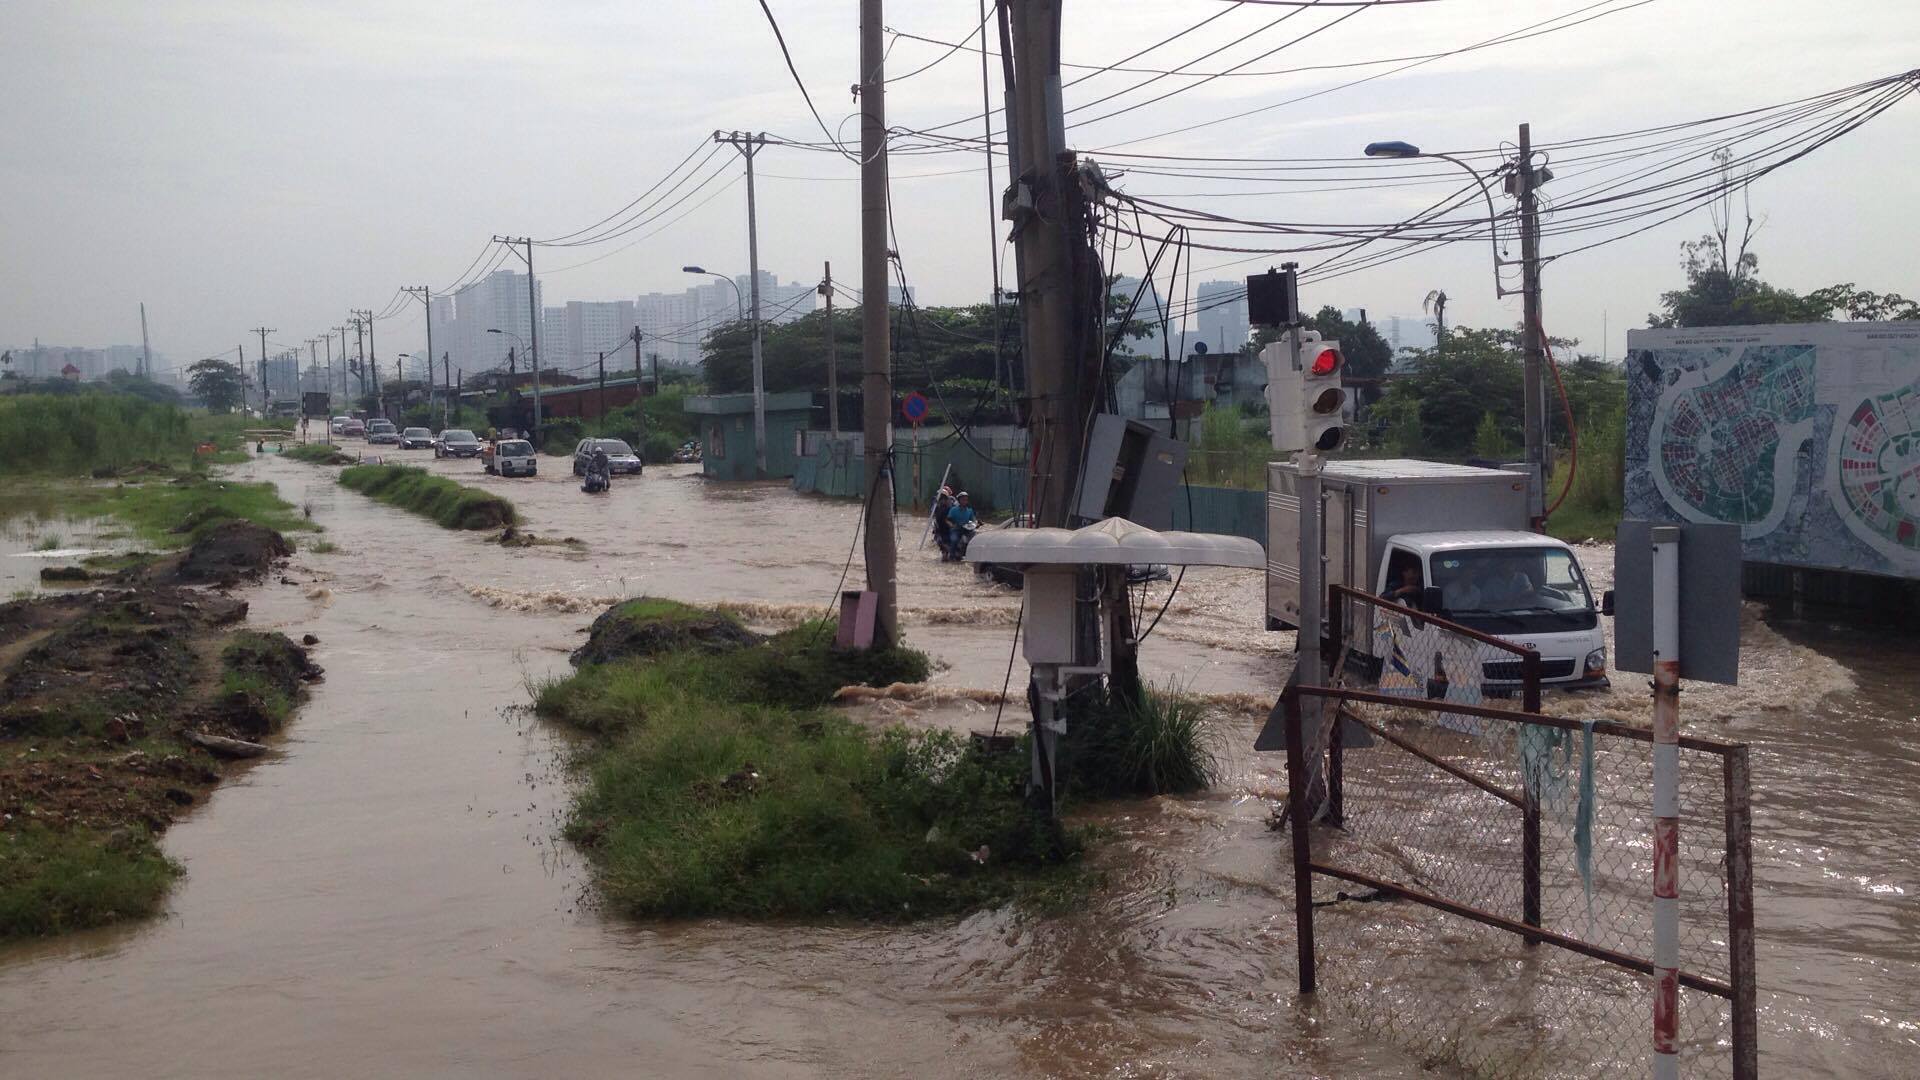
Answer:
1430, 547, 1596, 633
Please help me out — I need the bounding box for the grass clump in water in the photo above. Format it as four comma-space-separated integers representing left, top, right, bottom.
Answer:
338, 464, 516, 530
283, 443, 356, 465
0, 825, 181, 939
539, 602, 1082, 920
1068, 681, 1223, 799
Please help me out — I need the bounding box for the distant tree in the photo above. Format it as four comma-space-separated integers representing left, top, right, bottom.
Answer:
103, 369, 181, 405
1370, 327, 1523, 459
1367, 391, 1424, 456
1804, 282, 1920, 321
188, 358, 247, 414
1473, 411, 1515, 459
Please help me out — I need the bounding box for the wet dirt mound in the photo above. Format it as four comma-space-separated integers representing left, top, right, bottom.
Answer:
569, 598, 761, 667
205, 630, 321, 738
124, 520, 293, 587
0, 589, 248, 740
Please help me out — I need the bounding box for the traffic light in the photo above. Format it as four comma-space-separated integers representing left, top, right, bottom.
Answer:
1264, 331, 1346, 455
1302, 339, 1346, 455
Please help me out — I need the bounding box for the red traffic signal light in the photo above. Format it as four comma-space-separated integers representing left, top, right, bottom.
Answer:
1310, 347, 1342, 376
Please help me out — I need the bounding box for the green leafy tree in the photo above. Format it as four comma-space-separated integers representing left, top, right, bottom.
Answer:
187, 358, 247, 414
102, 369, 182, 404
1804, 283, 1920, 321
1472, 411, 1515, 459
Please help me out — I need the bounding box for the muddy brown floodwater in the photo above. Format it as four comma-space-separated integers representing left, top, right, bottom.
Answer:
1, 453, 1914, 1078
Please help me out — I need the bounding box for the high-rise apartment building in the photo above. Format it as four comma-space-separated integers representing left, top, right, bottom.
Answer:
435, 269, 543, 377
1195, 280, 1250, 354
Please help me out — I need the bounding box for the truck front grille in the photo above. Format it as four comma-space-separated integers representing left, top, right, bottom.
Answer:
1483, 659, 1578, 682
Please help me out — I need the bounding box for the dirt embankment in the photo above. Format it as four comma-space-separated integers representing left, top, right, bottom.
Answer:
2, 522, 320, 939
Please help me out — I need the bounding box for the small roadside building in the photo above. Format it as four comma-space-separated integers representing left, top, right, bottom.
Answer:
684, 392, 814, 480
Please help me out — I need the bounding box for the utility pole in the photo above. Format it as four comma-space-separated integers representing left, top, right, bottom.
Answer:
630, 327, 645, 399
597, 351, 607, 422
351, 316, 368, 398
252, 327, 274, 417
1007, 0, 1095, 528
139, 303, 151, 378
403, 285, 433, 422
333, 326, 350, 402
859, 0, 898, 644
1516, 122, 1550, 531
821, 261, 839, 438
492, 236, 542, 441
713, 131, 770, 477
442, 353, 452, 427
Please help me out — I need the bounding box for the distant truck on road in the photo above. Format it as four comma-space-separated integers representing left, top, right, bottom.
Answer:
1267, 458, 1610, 691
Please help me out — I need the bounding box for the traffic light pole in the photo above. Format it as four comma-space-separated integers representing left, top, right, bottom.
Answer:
1292, 324, 1325, 715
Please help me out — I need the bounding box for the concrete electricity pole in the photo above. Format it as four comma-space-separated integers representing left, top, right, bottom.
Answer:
713, 131, 770, 478
820, 261, 838, 438
1516, 122, 1550, 531
1006, 0, 1096, 528
351, 316, 367, 397
492, 237, 543, 441
859, 0, 898, 644
251, 327, 274, 416
403, 286, 434, 420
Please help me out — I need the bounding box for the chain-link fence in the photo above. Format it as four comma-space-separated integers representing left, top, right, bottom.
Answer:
1276, 590, 1755, 1079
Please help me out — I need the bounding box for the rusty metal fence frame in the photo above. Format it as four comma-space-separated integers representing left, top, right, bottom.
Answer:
1284, 590, 1758, 1079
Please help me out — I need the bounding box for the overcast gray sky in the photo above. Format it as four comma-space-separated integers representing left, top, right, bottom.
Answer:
3, 0, 1916, 373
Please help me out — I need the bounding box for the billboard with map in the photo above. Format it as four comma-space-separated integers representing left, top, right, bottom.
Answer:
1626, 322, 1920, 580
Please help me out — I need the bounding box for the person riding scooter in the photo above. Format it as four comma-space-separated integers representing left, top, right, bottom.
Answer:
943, 491, 978, 562
582, 446, 612, 494
931, 484, 958, 556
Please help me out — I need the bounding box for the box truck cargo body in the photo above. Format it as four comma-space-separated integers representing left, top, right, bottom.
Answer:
1267, 458, 1608, 689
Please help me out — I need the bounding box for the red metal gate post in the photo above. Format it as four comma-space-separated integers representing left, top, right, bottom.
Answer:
1522, 649, 1543, 944
1283, 688, 1317, 995
1724, 745, 1758, 1080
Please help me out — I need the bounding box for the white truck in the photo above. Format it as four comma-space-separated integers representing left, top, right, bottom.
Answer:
1267, 458, 1610, 691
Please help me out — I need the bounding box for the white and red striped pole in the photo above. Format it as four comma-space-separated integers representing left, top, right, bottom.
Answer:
1650, 525, 1682, 1079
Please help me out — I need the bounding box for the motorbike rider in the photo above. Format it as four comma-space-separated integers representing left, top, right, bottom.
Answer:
584, 445, 613, 492
931, 484, 958, 555
943, 492, 977, 562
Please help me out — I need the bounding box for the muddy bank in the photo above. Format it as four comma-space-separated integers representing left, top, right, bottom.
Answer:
0, 575, 319, 939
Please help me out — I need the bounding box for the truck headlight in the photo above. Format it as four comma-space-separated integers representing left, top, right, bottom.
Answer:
1584, 647, 1607, 674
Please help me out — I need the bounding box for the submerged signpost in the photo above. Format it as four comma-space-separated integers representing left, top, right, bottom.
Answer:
1614, 519, 1745, 1078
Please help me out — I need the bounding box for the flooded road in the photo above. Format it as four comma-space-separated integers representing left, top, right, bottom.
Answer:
1, 451, 1914, 1077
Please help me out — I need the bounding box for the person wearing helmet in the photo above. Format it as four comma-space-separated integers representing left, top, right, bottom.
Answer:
932, 483, 958, 557
943, 491, 977, 562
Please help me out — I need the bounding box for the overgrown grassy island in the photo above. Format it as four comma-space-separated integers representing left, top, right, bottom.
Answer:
337, 464, 516, 530
537, 599, 1219, 920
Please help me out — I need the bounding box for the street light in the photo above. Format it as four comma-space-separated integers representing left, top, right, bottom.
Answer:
684, 265, 765, 477
682, 266, 745, 319
1363, 140, 1514, 297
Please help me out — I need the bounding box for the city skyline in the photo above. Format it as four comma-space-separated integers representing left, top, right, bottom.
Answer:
6, 3, 1913, 373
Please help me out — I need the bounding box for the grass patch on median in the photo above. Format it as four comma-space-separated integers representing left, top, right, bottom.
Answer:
338, 463, 516, 530
283, 442, 357, 466
537, 599, 1087, 920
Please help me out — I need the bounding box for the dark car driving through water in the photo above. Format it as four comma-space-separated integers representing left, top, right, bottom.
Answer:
573, 438, 642, 476
398, 427, 435, 450
435, 429, 482, 459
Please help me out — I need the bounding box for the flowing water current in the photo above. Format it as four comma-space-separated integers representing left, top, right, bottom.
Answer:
1, 455, 1913, 1077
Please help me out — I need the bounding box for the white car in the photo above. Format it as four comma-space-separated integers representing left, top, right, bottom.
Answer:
485, 439, 537, 477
